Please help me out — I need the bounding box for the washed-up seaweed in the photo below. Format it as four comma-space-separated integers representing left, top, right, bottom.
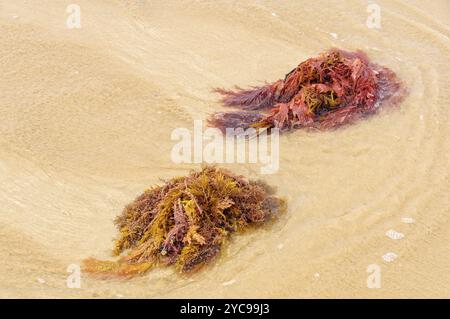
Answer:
210, 49, 405, 132
83, 166, 285, 277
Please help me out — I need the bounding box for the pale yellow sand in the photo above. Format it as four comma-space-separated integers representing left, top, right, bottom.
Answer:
0, 0, 449, 298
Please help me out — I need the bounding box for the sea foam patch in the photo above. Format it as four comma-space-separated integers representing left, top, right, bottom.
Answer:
382, 252, 398, 263
386, 229, 405, 240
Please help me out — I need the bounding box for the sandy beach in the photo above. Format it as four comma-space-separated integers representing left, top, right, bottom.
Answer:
0, 0, 449, 298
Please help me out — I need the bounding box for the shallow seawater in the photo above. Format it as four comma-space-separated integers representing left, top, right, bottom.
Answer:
0, 0, 449, 297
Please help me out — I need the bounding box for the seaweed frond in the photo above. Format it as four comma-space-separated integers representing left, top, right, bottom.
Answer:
207, 111, 265, 133
214, 80, 284, 110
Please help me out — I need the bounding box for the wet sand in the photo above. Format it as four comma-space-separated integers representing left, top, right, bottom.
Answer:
0, 0, 449, 298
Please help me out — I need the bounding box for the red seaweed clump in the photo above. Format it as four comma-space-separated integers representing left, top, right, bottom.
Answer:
210, 49, 406, 132
83, 166, 285, 278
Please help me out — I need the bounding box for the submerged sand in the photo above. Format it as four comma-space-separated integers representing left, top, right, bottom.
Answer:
0, 0, 449, 298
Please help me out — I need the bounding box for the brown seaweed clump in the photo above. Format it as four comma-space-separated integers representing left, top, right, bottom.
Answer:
83, 166, 285, 277
210, 49, 406, 132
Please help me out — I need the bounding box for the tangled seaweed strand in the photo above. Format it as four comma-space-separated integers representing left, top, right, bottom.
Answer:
210, 49, 406, 132
83, 166, 285, 277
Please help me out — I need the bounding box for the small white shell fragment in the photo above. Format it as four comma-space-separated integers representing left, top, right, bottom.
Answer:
222, 279, 236, 286
277, 243, 284, 250
271, 12, 278, 17
314, 273, 320, 279
382, 252, 398, 263
401, 217, 415, 224
386, 229, 405, 240
37, 278, 45, 284
329, 32, 338, 39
